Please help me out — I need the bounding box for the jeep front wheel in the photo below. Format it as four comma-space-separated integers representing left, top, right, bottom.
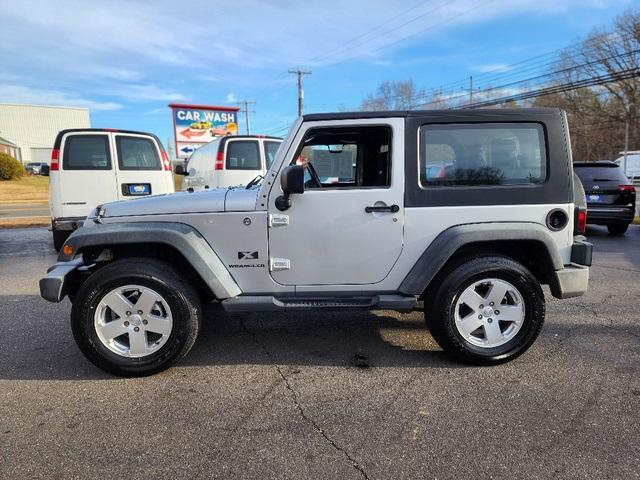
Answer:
71, 258, 201, 376
425, 256, 545, 365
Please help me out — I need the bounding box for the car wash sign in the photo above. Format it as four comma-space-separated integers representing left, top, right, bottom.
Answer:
169, 104, 240, 158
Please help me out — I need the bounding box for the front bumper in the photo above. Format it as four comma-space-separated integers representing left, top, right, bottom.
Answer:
39, 258, 84, 302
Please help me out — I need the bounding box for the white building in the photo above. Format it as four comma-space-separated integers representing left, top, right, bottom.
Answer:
0, 103, 90, 164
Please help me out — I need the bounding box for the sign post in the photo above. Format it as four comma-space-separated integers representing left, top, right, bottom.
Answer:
169, 104, 240, 159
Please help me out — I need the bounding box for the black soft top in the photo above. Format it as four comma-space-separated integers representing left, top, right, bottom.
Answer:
303, 108, 562, 122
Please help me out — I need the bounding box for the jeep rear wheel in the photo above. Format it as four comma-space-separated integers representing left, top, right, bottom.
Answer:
71, 258, 201, 376
425, 256, 545, 365
607, 223, 629, 236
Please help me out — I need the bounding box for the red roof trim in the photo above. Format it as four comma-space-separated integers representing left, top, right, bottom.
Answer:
168, 103, 240, 111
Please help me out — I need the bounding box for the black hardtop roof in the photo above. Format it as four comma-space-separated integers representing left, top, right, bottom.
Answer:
303, 107, 562, 122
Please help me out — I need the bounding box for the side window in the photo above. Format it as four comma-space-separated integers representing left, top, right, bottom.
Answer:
420, 123, 546, 187
62, 135, 111, 170
116, 136, 161, 170
292, 125, 391, 189
264, 141, 281, 169
226, 140, 260, 170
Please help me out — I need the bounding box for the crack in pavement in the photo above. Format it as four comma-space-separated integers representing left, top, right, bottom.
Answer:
238, 317, 371, 480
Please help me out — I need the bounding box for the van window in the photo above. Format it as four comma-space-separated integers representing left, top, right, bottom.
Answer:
264, 141, 281, 168
420, 123, 546, 187
116, 136, 161, 170
226, 140, 260, 170
63, 135, 111, 170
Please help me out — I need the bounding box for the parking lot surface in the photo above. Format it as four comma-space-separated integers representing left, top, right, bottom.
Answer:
1, 226, 638, 479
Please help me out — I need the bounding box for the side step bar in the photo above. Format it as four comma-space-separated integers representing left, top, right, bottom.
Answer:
221, 294, 417, 313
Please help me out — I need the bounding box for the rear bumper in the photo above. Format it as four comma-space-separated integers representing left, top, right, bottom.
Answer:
551, 238, 592, 299
52, 217, 85, 231
586, 205, 635, 225
39, 258, 84, 302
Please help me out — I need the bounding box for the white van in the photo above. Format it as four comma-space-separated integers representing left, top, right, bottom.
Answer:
49, 128, 174, 250
178, 135, 282, 190
615, 151, 640, 181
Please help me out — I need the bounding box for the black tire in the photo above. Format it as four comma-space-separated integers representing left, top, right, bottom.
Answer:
425, 256, 545, 365
71, 258, 202, 377
607, 223, 629, 236
52, 228, 70, 252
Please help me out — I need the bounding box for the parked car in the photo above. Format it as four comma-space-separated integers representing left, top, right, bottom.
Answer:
25, 162, 48, 175
40, 108, 592, 376
615, 151, 640, 181
49, 128, 175, 251
176, 135, 282, 189
574, 161, 636, 236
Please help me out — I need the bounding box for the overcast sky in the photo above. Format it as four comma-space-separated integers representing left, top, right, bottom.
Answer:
0, 0, 634, 149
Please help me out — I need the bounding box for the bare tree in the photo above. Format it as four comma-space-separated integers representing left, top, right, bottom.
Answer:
361, 79, 425, 111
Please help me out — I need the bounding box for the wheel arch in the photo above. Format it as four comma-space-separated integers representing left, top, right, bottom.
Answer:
399, 222, 564, 298
60, 221, 241, 301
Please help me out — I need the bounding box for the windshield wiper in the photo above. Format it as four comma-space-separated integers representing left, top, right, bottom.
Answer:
245, 174, 264, 189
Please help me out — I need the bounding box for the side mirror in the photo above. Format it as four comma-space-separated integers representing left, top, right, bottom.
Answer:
280, 165, 305, 194
276, 165, 305, 211
174, 164, 187, 176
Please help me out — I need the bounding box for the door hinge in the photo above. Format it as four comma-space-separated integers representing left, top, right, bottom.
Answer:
269, 214, 289, 227
270, 257, 291, 271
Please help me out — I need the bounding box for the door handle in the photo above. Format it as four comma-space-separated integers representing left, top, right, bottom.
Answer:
365, 204, 399, 213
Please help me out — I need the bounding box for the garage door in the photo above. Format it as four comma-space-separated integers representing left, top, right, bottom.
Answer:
31, 147, 52, 164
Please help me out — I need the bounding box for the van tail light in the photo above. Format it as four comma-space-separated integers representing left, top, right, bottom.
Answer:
215, 151, 224, 170
50, 148, 60, 171
619, 184, 636, 194
575, 206, 587, 235
161, 151, 171, 171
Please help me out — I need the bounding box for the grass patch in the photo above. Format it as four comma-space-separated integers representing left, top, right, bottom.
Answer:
634, 216, 640, 225
173, 174, 184, 192
0, 175, 49, 203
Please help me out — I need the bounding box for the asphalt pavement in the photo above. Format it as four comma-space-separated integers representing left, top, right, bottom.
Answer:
0, 226, 638, 479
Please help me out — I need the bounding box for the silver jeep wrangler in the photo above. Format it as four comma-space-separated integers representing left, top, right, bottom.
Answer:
40, 109, 592, 376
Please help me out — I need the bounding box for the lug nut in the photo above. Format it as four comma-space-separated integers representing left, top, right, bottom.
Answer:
124, 321, 129, 327
479, 304, 484, 309
489, 302, 494, 306
478, 314, 483, 319
142, 319, 148, 325
487, 318, 493, 323
137, 310, 143, 315
126, 311, 131, 316
134, 327, 140, 332
495, 310, 500, 315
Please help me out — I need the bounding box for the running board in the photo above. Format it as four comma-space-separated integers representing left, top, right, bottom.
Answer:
221, 294, 417, 313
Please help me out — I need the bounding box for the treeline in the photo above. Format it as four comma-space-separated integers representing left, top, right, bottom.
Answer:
359, 10, 639, 162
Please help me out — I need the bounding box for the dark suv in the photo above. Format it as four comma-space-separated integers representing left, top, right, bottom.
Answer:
574, 161, 636, 235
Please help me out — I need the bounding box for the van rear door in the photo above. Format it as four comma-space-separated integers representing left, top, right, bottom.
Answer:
223, 138, 262, 186
58, 132, 117, 218
112, 133, 173, 199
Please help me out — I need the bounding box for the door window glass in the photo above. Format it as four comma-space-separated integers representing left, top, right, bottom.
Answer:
116, 136, 161, 170
63, 135, 111, 170
226, 140, 260, 170
293, 126, 391, 188
264, 141, 281, 168
420, 123, 546, 186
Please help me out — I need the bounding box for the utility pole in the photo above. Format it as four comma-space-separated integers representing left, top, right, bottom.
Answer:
236, 100, 256, 135
623, 119, 629, 177
469, 76, 473, 107
288, 67, 312, 116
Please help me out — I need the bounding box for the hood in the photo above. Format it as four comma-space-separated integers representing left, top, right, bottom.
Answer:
99, 187, 257, 218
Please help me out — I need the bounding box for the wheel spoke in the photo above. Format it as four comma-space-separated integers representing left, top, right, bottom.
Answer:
102, 291, 134, 319
458, 288, 485, 311
499, 305, 523, 323
135, 289, 159, 316
486, 282, 509, 307
128, 331, 147, 356
96, 320, 128, 340
457, 316, 484, 336
145, 314, 172, 335
484, 321, 503, 344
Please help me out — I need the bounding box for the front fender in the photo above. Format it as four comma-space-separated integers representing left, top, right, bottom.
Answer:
57, 221, 241, 300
